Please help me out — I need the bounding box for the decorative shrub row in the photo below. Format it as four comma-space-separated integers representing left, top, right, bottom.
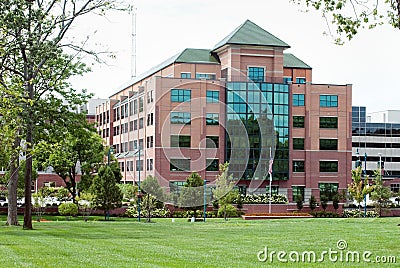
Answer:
343, 210, 379, 218
125, 206, 171, 218
234, 194, 288, 204
310, 211, 341, 218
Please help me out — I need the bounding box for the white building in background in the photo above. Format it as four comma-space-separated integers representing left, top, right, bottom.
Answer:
352, 106, 400, 194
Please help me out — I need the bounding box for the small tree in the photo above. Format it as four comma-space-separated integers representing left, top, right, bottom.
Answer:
75, 193, 96, 222
58, 203, 78, 220
309, 195, 318, 211
179, 172, 204, 218
296, 194, 303, 211
212, 162, 236, 221
141, 176, 165, 222
332, 194, 340, 212
348, 166, 374, 214
89, 166, 123, 220
320, 195, 329, 211
370, 170, 392, 216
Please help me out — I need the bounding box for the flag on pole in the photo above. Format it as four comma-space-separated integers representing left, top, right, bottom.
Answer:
268, 147, 273, 176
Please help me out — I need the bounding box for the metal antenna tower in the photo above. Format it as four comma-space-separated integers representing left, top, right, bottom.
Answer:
131, 4, 137, 78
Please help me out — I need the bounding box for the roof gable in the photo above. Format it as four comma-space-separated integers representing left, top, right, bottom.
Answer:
213, 20, 290, 51
283, 53, 312, 69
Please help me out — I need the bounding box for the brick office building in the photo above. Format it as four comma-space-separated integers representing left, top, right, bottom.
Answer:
96, 20, 352, 203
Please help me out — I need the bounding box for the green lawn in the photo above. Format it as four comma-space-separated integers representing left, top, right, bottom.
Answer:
0, 216, 399, 267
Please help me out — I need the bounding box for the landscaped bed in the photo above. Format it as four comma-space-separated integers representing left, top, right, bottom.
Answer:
242, 212, 312, 220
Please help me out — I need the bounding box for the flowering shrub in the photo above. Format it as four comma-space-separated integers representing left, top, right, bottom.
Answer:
234, 193, 288, 204
126, 205, 170, 218
342, 210, 379, 218
245, 213, 311, 216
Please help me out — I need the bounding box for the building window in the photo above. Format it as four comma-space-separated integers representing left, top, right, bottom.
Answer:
206, 113, 219, 125
248, 67, 264, 82
170, 112, 191, 125
171, 89, 191, 102
171, 135, 191, 148
170, 159, 190, 171
146, 159, 153, 171
283, 77, 292, 84
296, 77, 306, 84
134, 99, 138, 114
391, 183, 400, 193
134, 119, 138, 130
293, 138, 304, 150
147, 90, 154, 103
292, 186, 305, 201
147, 136, 154, 148
147, 113, 154, 126
181, 72, 191, 79
206, 136, 219, 148
320, 139, 338, 150
293, 161, 305, 172
320, 95, 338, 107
320, 117, 338, 128
320, 161, 338, 172
293, 94, 305, 106
129, 141, 134, 151
319, 183, 338, 201
206, 90, 219, 103
139, 97, 144, 112
136, 160, 143, 171
293, 116, 305, 128
195, 73, 216, 80
139, 139, 144, 150
266, 186, 279, 195
139, 117, 144, 129
206, 159, 219, 171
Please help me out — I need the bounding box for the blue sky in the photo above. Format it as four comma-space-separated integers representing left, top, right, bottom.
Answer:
71, 0, 400, 113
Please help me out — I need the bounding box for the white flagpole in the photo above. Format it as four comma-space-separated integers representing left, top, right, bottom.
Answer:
269, 147, 272, 214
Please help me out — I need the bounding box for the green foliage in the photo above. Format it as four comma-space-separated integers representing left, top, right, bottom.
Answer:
234, 193, 288, 204
332, 194, 340, 211
126, 205, 170, 218
309, 195, 318, 211
212, 163, 237, 220
348, 166, 374, 213
140, 176, 166, 222
118, 183, 138, 203
370, 169, 392, 216
320, 195, 329, 211
57, 188, 70, 203
217, 204, 238, 218
343, 210, 379, 218
178, 172, 206, 217
291, 0, 400, 44
296, 194, 303, 211
58, 203, 78, 218
89, 165, 123, 220
310, 211, 340, 218
75, 193, 96, 221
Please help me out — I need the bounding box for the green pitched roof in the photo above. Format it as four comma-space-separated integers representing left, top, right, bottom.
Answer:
213, 20, 290, 51
283, 53, 312, 69
112, 49, 218, 97
175, 48, 219, 63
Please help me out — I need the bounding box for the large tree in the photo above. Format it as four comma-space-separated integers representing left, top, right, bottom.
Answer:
141, 175, 165, 222
0, 0, 128, 229
37, 118, 105, 202
291, 0, 400, 43
370, 169, 392, 216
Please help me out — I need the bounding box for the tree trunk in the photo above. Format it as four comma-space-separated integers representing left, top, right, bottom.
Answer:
23, 121, 33, 230
6, 136, 21, 226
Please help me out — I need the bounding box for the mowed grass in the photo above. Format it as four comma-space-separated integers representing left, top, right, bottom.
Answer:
0, 216, 399, 267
